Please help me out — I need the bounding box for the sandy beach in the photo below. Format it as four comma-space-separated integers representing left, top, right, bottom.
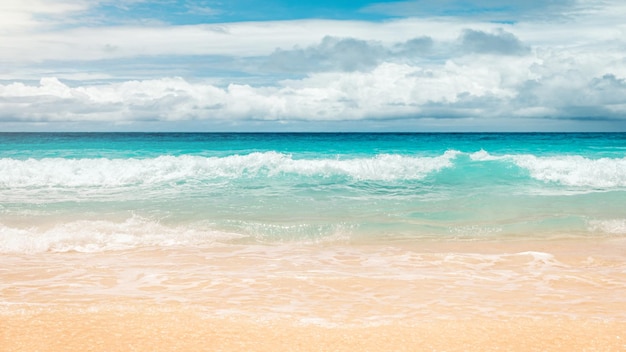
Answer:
4, 309, 626, 351
3, 237, 626, 351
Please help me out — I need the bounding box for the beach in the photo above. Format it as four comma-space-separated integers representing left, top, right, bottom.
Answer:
3, 237, 626, 351
5, 311, 625, 351
1, 133, 626, 350
3, 0, 626, 346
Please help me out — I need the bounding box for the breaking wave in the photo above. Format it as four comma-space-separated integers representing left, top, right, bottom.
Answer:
0, 151, 459, 188
470, 150, 626, 188
2, 150, 625, 190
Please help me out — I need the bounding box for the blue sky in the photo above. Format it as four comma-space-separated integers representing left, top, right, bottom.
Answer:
92, 0, 398, 23
1, 0, 626, 131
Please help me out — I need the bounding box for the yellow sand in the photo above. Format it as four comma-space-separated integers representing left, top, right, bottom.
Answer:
2, 237, 626, 351
3, 308, 626, 351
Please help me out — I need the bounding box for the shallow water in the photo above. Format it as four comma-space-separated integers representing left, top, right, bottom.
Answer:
3, 238, 626, 326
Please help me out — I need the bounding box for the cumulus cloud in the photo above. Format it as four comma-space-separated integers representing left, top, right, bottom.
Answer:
1, 0, 626, 131
262, 30, 532, 75
265, 35, 436, 73
0, 62, 510, 124
266, 36, 387, 73
393, 36, 434, 57
458, 29, 530, 56
513, 71, 626, 120
3, 48, 625, 128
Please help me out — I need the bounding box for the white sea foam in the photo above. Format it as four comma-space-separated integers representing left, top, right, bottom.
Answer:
469, 150, 626, 188
0, 216, 246, 253
279, 150, 460, 180
5, 150, 622, 189
468, 149, 502, 161
0, 151, 458, 188
512, 155, 626, 188
587, 219, 626, 234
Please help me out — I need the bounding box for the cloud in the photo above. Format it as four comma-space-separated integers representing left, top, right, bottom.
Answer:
265, 35, 436, 73
393, 36, 434, 57
265, 36, 387, 73
185, 4, 221, 17
2, 0, 626, 131
587, 74, 626, 105
0, 58, 540, 124
513, 72, 626, 120
0, 17, 480, 64
4, 41, 626, 127
0, 62, 508, 124
458, 29, 530, 56
0, 0, 89, 33
263, 29, 526, 75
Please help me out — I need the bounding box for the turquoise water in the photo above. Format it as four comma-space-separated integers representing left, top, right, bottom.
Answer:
1, 133, 625, 252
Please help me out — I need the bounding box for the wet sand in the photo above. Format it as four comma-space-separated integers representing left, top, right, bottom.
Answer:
2, 237, 626, 351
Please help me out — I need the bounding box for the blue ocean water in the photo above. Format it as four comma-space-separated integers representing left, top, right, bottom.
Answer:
1, 133, 625, 253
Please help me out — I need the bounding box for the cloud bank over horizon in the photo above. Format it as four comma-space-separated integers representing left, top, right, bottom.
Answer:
1, 0, 625, 131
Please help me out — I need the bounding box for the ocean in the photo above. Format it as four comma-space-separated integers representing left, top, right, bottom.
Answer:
2, 132, 625, 250
2, 133, 626, 330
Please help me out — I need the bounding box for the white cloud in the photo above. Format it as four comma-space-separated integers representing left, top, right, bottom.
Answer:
1, 0, 626, 131
3, 40, 625, 128
0, 0, 89, 33
0, 18, 488, 63
0, 56, 553, 123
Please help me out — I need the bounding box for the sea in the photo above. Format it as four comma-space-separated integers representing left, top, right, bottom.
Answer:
2, 132, 626, 324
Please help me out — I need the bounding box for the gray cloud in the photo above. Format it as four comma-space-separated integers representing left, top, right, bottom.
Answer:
587, 74, 626, 104
264, 30, 528, 75
470, 72, 626, 121
265, 35, 436, 73
265, 36, 387, 73
551, 74, 626, 120
459, 29, 530, 56
393, 36, 434, 57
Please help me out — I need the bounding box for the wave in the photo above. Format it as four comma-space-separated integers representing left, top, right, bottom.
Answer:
0, 216, 246, 253
470, 150, 626, 188
0, 151, 458, 188
1, 150, 625, 190
0, 215, 358, 254
4, 215, 624, 254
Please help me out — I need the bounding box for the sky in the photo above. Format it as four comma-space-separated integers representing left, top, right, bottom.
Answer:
1, 0, 626, 132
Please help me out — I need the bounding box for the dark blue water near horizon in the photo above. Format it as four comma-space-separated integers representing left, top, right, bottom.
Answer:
1, 132, 625, 159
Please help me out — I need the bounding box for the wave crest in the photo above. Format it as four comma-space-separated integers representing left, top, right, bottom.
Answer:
2, 150, 625, 190
470, 150, 626, 188
0, 151, 458, 188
